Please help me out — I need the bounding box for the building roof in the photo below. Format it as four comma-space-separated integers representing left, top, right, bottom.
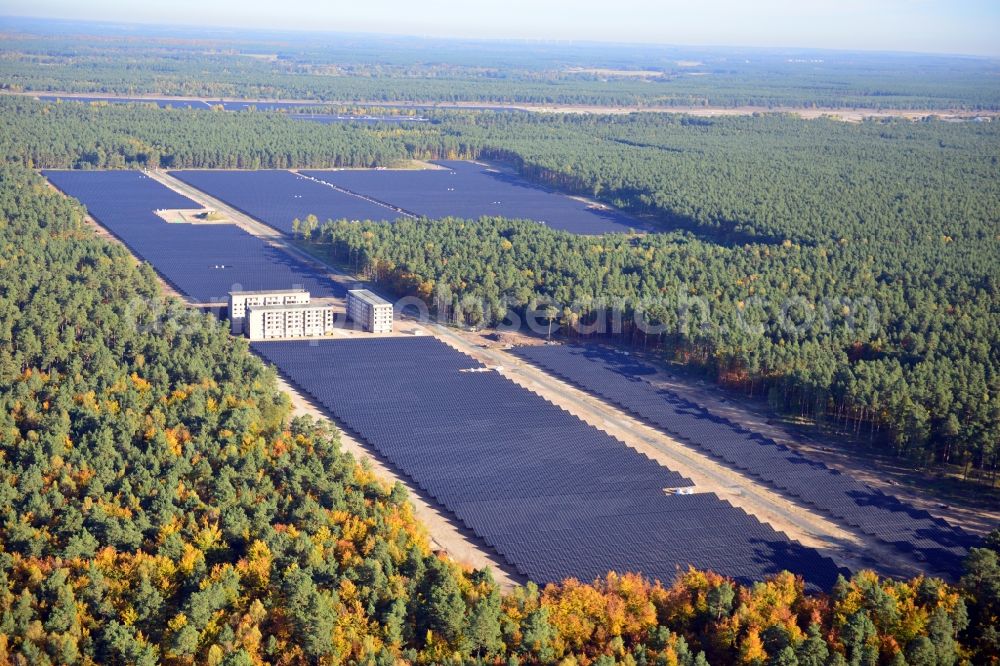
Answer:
230, 288, 308, 297
247, 302, 336, 313
348, 288, 391, 306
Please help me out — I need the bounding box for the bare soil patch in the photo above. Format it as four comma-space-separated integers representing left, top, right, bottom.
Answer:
153, 208, 233, 224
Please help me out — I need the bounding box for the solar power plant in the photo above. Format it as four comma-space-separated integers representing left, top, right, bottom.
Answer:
251, 336, 843, 589
170, 170, 398, 233
37, 96, 325, 111
512, 344, 980, 579
36, 95, 524, 114
208, 100, 354, 112
42, 170, 343, 302
209, 101, 517, 113
38, 95, 213, 109
39, 95, 429, 119
292, 114, 430, 124
301, 161, 647, 235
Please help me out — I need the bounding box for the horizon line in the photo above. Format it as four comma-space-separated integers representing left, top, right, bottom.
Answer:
2, 13, 999, 60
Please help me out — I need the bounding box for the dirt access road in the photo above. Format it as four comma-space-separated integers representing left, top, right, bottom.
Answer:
631, 362, 1000, 535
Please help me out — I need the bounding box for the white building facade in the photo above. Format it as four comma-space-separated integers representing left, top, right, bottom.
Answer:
246, 303, 338, 340
229, 288, 309, 334
347, 289, 393, 333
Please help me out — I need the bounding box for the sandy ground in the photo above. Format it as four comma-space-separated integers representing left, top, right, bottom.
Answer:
154, 208, 234, 225
13, 90, 998, 121
565, 68, 666, 78
638, 366, 1000, 534
509, 105, 998, 121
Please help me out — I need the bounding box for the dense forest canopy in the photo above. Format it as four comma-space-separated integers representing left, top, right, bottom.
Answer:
0, 97, 421, 170
2, 19, 1000, 109
2, 158, 999, 665
448, 112, 1000, 246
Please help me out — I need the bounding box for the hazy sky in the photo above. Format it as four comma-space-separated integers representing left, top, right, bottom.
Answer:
4, 0, 999, 56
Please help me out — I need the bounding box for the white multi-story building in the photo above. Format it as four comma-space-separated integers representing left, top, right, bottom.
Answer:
229, 288, 309, 334
246, 302, 338, 340
347, 289, 393, 333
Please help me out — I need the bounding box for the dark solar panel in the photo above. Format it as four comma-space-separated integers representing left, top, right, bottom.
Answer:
170, 170, 398, 233
42, 170, 343, 302
291, 114, 428, 124
301, 161, 647, 235
252, 336, 843, 589
38, 95, 212, 109
36, 95, 515, 114
512, 343, 979, 579
37, 96, 430, 124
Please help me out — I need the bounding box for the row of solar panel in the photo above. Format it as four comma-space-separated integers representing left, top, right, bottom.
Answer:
251, 336, 843, 589
39, 94, 443, 115
511, 343, 978, 579
303, 161, 646, 235
41, 170, 343, 303
170, 170, 398, 234
170, 162, 645, 236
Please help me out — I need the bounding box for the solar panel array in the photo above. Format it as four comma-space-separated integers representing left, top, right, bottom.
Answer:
37, 96, 428, 123
170, 170, 398, 233
39, 96, 342, 112
39, 95, 212, 109
301, 161, 646, 235
37, 95, 518, 114
512, 344, 979, 579
204, 101, 510, 113
252, 337, 842, 588
209, 100, 410, 113
42, 170, 343, 302
292, 114, 429, 125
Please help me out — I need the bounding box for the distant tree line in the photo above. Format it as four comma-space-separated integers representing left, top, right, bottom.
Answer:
3, 33, 999, 109
0, 97, 425, 170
